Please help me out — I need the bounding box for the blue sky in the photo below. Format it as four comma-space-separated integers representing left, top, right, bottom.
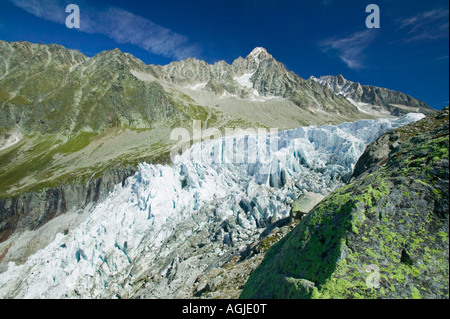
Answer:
0, 0, 448, 109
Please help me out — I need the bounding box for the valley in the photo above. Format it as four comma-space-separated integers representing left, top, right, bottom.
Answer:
0, 40, 445, 300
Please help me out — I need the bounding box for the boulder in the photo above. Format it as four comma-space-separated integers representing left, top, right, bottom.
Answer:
290, 192, 325, 219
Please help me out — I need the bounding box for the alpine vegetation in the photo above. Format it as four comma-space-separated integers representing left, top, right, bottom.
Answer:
241, 108, 449, 299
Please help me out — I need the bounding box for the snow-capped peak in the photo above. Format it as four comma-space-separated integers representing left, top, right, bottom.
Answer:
247, 47, 269, 62
249, 47, 267, 56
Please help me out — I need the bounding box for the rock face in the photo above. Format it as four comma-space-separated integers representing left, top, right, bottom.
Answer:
240, 107, 449, 299
0, 166, 135, 243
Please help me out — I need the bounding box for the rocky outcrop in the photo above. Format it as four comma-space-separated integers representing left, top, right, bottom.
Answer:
191, 218, 301, 299
352, 107, 449, 180
240, 107, 449, 299
0, 41, 364, 137
0, 166, 136, 243
310, 75, 434, 116
290, 192, 325, 219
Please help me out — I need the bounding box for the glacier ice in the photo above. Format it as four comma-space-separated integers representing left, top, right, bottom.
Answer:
0, 113, 425, 298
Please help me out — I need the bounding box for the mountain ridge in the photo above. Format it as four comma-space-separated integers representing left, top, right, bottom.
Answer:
311, 74, 434, 116
1, 40, 435, 137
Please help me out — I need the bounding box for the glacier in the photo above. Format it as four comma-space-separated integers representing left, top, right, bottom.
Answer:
0, 113, 425, 299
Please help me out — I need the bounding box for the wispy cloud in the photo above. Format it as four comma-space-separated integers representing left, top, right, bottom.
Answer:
436, 55, 449, 61
319, 30, 377, 70
9, 0, 202, 60
396, 8, 449, 43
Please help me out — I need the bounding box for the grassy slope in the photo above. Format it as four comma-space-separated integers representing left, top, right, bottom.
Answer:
0, 92, 270, 197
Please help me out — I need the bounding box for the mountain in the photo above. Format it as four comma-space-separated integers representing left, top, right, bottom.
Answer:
0, 40, 437, 287
240, 107, 449, 299
310, 74, 434, 117
0, 42, 369, 202
0, 42, 433, 138
0, 113, 425, 298
155, 47, 359, 114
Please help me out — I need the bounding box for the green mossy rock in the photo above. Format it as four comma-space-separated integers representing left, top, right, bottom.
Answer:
240, 108, 449, 299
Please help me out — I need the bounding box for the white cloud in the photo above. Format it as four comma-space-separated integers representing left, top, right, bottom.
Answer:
397, 8, 449, 43
10, 0, 202, 60
11, 0, 66, 23
319, 30, 377, 70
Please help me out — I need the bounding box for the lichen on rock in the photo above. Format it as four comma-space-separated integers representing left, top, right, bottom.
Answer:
240, 107, 449, 299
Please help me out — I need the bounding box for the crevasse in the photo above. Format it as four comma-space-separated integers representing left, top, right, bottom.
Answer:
0, 113, 425, 298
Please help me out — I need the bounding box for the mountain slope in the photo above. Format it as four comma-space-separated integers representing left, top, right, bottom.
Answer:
0, 42, 186, 135
156, 47, 359, 115
310, 75, 434, 117
0, 41, 435, 137
240, 107, 449, 299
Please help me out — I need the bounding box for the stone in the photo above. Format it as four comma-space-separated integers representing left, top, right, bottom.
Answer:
290, 192, 325, 219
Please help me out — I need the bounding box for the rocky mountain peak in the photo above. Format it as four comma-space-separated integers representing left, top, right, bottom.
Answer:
246, 47, 271, 61
336, 74, 346, 85
231, 47, 276, 73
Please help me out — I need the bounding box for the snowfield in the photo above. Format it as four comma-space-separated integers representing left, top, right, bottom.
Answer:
0, 113, 425, 299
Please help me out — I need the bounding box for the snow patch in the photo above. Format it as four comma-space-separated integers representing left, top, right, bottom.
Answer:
249, 92, 278, 102
233, 72, 255, 89
346, 97, 374, 114
248, 47, 267, 63
220, 91, 239, 99
0, 133, 21, 152
249, 47, 266, 57
391, 104, 420, 112
186, 82, 208, 91
130, 70, 156, 82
